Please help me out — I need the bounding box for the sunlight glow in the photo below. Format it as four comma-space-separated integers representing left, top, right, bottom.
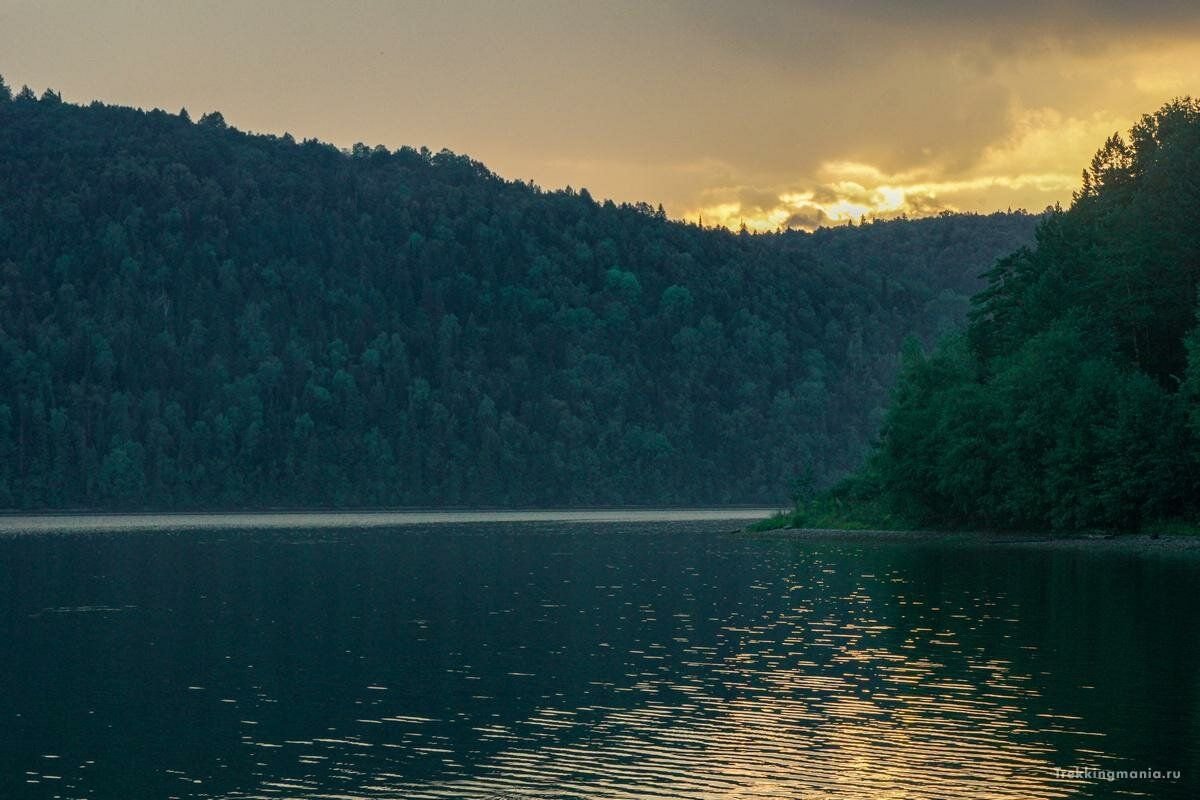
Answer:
678, 92, 1180, 233
687, 160, 1082, 233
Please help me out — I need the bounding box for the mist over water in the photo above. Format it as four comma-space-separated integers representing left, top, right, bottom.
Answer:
2, 517, 1197, 799
0, 509, 778, 535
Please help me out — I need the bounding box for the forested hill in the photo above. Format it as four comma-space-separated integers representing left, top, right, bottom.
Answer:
862, 99, 1200, 531
0, 81, 1036, 508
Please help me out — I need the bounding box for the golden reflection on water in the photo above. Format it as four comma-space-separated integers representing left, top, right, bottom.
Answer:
236, 558, 1110, 800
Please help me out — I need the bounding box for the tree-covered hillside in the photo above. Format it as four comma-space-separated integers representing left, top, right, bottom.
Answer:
0, 79, 1035, 508
861, 99, 1200, 531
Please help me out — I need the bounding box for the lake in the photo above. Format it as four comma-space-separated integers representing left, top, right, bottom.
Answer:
1, 512, 1196, 799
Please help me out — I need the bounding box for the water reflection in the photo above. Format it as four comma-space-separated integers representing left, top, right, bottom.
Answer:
304, 553, 1102, 799
1, 525, 1197, 799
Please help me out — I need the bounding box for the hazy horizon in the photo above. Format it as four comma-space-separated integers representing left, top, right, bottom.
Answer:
3, 0, 1198, 230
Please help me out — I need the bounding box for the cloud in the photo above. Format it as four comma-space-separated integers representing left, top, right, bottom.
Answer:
684, 120, 1094, 233
3, 0, 1197, 235
676, 26, 1200, 233
674, 1, 1200, 61
784, 207, 831, 230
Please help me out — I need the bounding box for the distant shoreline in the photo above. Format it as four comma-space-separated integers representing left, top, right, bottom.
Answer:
0, 507, 780, 535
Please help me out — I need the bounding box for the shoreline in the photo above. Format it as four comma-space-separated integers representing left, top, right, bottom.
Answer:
0, 507, 779, 535
739, 526, 1200, 554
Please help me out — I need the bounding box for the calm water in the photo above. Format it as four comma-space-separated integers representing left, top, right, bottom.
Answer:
1, 514, 1197, 799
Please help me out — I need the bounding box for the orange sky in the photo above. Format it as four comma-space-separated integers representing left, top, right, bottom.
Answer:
2, 1, 1198, 230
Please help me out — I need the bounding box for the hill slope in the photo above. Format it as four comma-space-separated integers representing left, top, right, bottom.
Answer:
0, 83, 1036, 508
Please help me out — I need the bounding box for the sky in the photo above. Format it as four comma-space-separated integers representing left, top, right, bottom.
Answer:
2, 0, 1198, 230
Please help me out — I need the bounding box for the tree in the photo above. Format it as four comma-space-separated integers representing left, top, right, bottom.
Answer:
868, 99, 1200, 531
0, 87, 1037, 509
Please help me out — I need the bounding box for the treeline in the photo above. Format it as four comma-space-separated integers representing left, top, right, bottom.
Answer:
857, 99, 1200, 531
0, 78, 1035, 508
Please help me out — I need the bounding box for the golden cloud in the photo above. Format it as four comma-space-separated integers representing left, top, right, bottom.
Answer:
682, 104, 1152, 232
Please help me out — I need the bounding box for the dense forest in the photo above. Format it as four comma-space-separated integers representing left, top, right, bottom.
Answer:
849, 99, 1200, 531
0, 78, 1036, 508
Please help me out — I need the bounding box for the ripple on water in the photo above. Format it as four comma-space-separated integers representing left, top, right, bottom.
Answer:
226, 555, 1113, 800
9, 526, 1190, 800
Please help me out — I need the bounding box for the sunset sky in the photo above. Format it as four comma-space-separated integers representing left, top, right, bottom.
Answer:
3, 0, 1198, 230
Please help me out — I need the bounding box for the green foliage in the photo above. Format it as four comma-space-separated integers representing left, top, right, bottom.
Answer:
749, 473, 915, 532
868, 99, 1200, 532
0, 92, 1034, 509
1185, 324, 1200, 439
98, 437, 147, 505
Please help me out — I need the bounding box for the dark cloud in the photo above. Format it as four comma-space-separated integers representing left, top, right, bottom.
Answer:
897, 191, 955, 217
675, 0, 1200, 57
784, 207, 830, 230
729, 186, 787, 212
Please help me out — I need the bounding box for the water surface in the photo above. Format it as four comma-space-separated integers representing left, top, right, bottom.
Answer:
1, 515, 1196, 798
